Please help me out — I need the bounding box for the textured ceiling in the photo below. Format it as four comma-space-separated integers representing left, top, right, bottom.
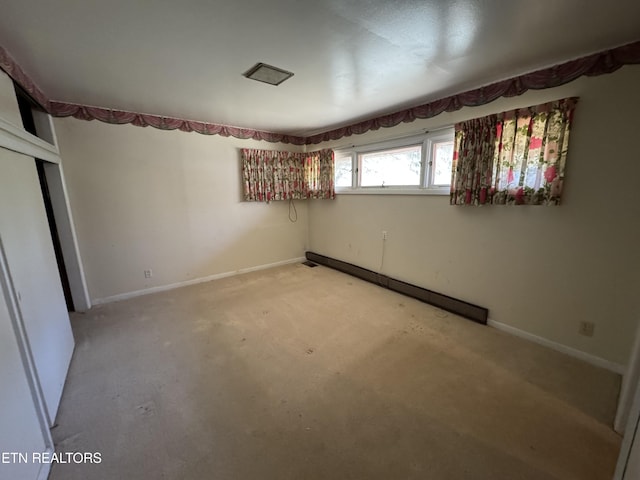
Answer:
1, 0, 639, 136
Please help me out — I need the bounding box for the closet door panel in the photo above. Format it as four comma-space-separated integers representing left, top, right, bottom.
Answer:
0, 271, 50, 480
0, 147, 74, 424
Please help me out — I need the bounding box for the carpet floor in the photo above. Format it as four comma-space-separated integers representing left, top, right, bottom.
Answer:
50, 263, 621, 479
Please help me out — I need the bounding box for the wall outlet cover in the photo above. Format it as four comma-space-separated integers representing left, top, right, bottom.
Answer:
579, 321, 595, 337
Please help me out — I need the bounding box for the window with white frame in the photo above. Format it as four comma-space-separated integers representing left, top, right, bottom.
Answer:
334, 129, 455, 194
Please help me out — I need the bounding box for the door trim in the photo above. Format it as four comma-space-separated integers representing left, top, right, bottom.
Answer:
0, 115, 60, 163
0, 113, 91, 311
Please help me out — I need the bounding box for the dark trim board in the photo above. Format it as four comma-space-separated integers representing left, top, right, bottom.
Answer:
305, 251, 488, 325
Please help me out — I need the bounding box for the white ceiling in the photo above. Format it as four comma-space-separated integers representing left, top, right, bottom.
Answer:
1, 0, 639, 137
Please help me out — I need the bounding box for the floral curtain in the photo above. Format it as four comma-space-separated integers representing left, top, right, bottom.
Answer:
451, 98, 577, 206
305, 149, 335, 199
242, 148, 335, 202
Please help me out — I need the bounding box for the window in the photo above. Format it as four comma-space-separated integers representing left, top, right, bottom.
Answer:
430, 139, 454, 186
334, 154, 353, 188
360, 144, 422, 187
334, 129, 454, 195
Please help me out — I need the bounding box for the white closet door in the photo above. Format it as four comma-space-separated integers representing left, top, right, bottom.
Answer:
0, 250, 52, 480
0, 147, 74, 424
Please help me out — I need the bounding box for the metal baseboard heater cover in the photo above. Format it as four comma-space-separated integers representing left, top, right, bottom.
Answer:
305, 251, 488, 325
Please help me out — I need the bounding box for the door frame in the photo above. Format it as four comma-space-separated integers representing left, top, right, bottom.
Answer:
614, 366, 640, 478
0, 113, 90, 311
615, 320, 640, 478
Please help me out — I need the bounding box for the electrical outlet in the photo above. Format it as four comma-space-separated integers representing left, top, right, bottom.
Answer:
578, 321, 595, 337
144, 269, 153, 279
382, 230, 388, 240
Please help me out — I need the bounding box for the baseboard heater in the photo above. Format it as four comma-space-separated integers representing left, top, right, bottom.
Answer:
305, 251, 488, 325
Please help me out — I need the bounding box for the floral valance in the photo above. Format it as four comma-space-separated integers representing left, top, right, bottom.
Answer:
450, 98, 577, 206
242, 148, 334, 202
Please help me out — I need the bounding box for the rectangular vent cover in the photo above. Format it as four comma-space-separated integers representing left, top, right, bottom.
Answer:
243, 63, 294, 86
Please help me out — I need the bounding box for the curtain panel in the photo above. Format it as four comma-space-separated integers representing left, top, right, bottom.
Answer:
305, 149, 335, 199
242, 148, 335, 202
451, 98, 577, 206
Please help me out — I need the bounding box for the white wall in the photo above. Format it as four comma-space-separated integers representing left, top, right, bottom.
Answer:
54, 119, 310, 302
308, 65, 640, 367
0, 70, 22, 127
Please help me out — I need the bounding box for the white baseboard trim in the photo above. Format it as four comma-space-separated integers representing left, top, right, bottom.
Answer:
487, 318, 626, 375
92, 257, 306, 305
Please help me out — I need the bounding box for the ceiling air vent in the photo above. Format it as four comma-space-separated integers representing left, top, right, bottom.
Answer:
243, 63, 294, 86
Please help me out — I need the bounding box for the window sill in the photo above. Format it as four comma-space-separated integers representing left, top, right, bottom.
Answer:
335, 187, 449, 196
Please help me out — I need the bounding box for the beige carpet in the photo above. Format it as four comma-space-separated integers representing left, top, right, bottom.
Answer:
50, 263, 621, 480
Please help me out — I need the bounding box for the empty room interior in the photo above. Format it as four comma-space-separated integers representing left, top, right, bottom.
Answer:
1, 1, 640, 479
